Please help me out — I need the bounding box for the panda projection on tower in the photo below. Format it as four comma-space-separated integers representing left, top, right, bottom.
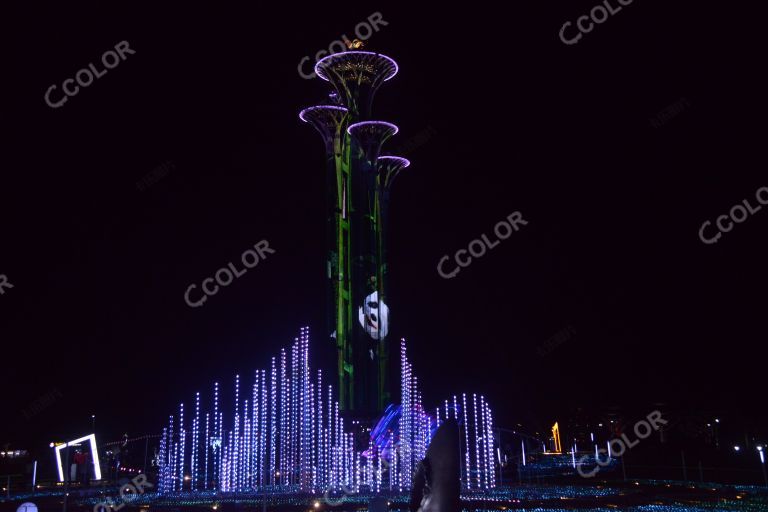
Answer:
359, 291, 390, 356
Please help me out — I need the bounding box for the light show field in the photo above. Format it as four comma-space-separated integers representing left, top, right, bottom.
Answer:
3, 482, 767, 512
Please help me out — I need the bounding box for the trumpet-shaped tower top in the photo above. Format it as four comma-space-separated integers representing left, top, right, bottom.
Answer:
315, 51, 398, 83
315, 51, 399, 117
347, 121, 399, 162
376, 156, 411, 189
299, 105, 349, 153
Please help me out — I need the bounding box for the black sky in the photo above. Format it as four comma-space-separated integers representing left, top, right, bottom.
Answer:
1, 2, 766, 450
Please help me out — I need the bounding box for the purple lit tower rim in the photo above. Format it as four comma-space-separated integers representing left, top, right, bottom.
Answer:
377, 156, 411, 186
314, 52, 399, 117
347, 121, 399, 162
347, 121, 399, 137
298, 105, 349, 123
299, 105, 349, 152
315, 51, 399, 82
377, 156, 411, 169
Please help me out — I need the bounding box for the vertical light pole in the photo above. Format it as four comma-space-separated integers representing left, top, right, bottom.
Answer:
681, 451, 688, 483
621, 453, 627, 481
714, 419, 720, 449
262, 482, 267, 512
496, 428, 503, 487
91, 415, 96, 433
144, 437, 149, 476
63, 444, 70, 512
758, 447, 767, 487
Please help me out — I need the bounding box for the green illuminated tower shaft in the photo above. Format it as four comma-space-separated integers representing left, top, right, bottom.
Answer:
301, 50, 409, 417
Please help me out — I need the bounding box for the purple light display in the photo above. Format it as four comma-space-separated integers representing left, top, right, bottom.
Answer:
157, 329, 495, 495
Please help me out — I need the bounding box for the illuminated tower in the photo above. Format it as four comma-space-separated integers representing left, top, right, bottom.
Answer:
300, 49, 407, 417
551, 422, 562, 454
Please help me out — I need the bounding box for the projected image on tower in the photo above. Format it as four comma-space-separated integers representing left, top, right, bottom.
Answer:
359, 290, 390, 341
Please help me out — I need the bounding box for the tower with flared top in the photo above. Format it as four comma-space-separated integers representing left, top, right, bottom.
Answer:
300, 49, 409, 417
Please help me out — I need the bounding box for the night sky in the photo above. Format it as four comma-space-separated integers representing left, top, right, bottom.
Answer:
2, 2, 766, 451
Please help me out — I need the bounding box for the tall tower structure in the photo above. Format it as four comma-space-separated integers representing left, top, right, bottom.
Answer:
300, 50, 409, 417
